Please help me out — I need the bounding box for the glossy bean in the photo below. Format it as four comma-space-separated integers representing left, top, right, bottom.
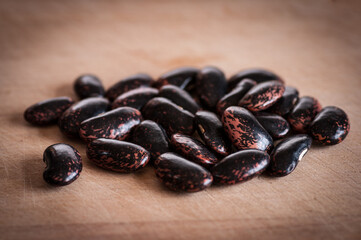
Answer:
74, 74, 105, 99
159, 85, 200, 114
154, 153, 213, 192
254, 112, 290, 139
142, 97, 194, 136
211, 149, 270, 185
239, 81, 285, 112
222, 106, 273, 151
58, 97, 109, 137
267, 134, 312, 176
79, 106, 142, 142
153, 66, 199, 90
111, 87, 159, 110
43, 143, 82, 186
310, 106, 350, 145
288, 96, 322, 133
106, 73, 154, 101
24, 96, 74, 125
87, 138, 149, 172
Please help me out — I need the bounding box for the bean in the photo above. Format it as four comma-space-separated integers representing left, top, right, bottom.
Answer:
216, 79, 256, 115
74, 74, 105, 99
154, 152, 213, 192
43, 143, 82, 186
267, 134, 312, 176
24, 96, 74, 125
142, 97, 194, 136
211, 149, 270, 185
196, 66, 227, 109
194, 111, 231, 156
254, 112, 290, 139
58, 97, 109, 137
239, 81, 285, 112
87, 138, 149, 172
111, 87, 159, 110
79, 106, 142, 142
310, 106, 350, 145
222, 106, 273, 151
170, 133, 219, 168
267, 86, 299, 116
106, 73, 154, 101
228, 68, 283, 91
153, 66, 199, 90
288, 96, 322, 133
131, 120, 170, 161
159, 85, 200, 114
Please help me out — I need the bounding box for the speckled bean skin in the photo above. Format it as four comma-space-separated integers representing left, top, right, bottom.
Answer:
196, 66, 227, 109
222, 106, 273, 151
211, 149, 270, 185
288, 96, 322, 133
159, 85, 200, 114
131, 120, 170, 161
267, 86, 299, 116
228, 68, 283, 91
43, 143, 82, 186
142, 97, 195, 136
171, 133, 219, 168
153, 66, 199, 90
79, 106, 142, 142
216, 79, 256, 115
105, 73, 154, 101
58, 97, 109, 137
194, 111, 231, 156
74, 74, 105, 99
154, 153, 213, 192
239, 81, 285, 112
267, 134, 312, 177
111, 87, 159, 110
87, 138, 150, 172
310, 106, 350, 145
254, 112, 290, 139
24, 96, 74, 125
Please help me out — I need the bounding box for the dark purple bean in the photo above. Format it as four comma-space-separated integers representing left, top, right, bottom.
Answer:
142, 97, 194, 136
288, 96, 322, 133
24, 96, 74, 125
228, 68, 283, 91
254, 112, 290, 139
131, 120, 170, 161
106, 73, 154, 101
87, 138, 149, 172
239, 81, 285, 112
154, 66, 199, 90
267, 134, 312, 177
222, 106, 273, 151
196, 66, 227, 109
267, 86, 299, 116
111, 87, 159, 110
79, 107, 142, 142
154, 153, 213, 192
310, 106, 350, 145
159, 85, 200, 114
74, 74, 105, 99
43, 143, 82, 186
194, 111, 231, 156
170, 133, 219, 168
211, 149, 270, 185
58, 97, 109, 138
216, 79, 256, 115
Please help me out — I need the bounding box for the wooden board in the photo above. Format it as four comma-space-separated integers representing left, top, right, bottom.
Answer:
1, 0, 361, 239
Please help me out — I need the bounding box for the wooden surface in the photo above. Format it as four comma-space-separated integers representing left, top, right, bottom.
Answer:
1, 0, 361, 239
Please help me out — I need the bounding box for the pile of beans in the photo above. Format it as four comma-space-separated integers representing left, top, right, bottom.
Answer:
24, 67, 350, 192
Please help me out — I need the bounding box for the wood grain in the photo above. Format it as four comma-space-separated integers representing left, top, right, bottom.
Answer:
1, 0, 361, 239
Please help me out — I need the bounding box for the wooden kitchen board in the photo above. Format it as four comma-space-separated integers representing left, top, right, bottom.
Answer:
0, 0, 360, 239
